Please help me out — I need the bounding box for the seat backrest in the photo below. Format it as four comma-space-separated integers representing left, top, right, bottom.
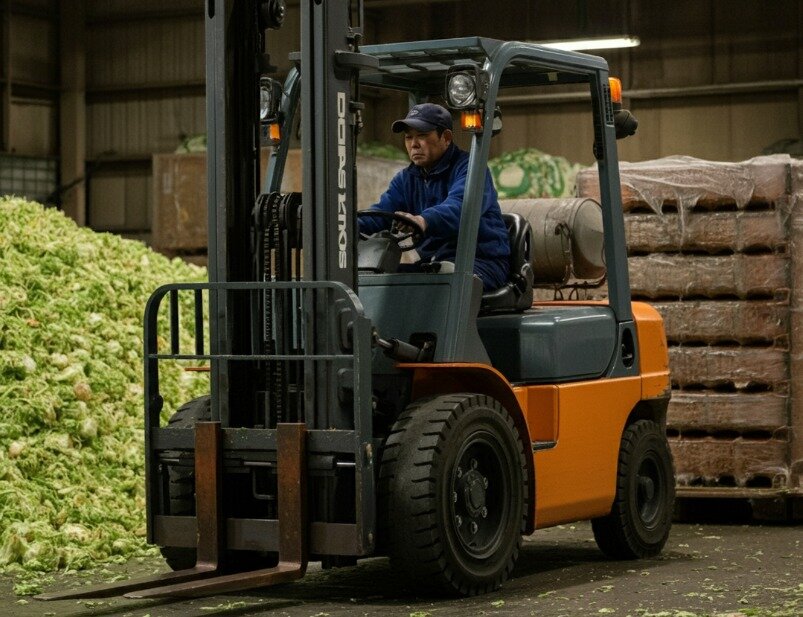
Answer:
502, 212, 531, 282
480, 212, 534, 314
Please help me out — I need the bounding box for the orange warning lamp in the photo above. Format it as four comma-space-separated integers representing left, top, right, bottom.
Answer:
460, 111, 483, 132
268, 122, 282, 144
609, 77, 623, 109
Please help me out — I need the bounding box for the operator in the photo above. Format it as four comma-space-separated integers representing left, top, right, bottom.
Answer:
358, 103, 510, 291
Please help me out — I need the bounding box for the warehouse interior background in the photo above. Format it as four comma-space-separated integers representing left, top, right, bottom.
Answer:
0, 0, 800, 247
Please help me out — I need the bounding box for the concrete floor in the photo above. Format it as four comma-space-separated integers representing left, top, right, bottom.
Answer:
5, 520, 801, 617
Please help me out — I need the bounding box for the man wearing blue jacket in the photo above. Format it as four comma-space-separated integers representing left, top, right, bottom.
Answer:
358, 103, 510, 291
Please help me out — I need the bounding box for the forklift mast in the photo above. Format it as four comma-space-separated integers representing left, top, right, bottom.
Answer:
206, 0, 371, 428
200, 0, 378, 556
300, 0, 361, 291
205, 0, 262, 425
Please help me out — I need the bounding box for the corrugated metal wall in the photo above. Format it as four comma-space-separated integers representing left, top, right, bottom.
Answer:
0, 0, 800, 236
10, 9, 58, 155
0, 0, 59, 203
363, 0, 802, 166
618, 0, 801, 164
84, 0, 205, 237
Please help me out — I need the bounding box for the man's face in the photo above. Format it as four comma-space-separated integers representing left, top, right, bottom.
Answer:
403, 128, 452, 170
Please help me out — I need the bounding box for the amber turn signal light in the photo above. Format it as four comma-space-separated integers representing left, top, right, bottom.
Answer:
460, 111, 483, 131
269, 122, 281, 143
608, 77, 623, 106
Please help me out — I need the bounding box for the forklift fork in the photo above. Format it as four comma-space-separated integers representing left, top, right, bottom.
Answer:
36, 422, 308, 600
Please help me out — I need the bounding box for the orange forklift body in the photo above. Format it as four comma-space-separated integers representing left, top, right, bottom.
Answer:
402, 301, 671, 531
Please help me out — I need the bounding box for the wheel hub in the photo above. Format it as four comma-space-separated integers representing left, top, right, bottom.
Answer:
638, 475, 655, 502
460, 469, 487, 517
636, 457, 663, 526
449, 433, 512, 559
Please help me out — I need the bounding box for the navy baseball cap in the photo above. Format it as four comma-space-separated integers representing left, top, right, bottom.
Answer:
391, 103, 453, 133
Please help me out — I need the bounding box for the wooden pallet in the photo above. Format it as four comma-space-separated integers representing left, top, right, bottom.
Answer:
629, 254, 788, 299
577, 156, 803, 507
668, 391, 788, 434
669, 437, 788, 488
624, 211, 786, 254
669, 346, 788, 390
652, 300, 788, 344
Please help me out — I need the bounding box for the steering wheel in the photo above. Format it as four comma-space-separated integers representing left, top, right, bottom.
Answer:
357, 210, 426, 251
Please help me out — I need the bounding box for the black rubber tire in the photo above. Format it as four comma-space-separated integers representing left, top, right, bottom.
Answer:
592, 419, 675, 559
160, 395, 211, 571
378, 393, 528, 596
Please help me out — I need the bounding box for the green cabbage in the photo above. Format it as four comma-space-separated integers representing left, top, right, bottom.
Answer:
489, 148, 583, 199
0, 197, 209, 589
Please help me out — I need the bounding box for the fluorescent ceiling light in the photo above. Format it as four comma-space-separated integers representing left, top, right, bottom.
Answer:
539, 36, 641, 52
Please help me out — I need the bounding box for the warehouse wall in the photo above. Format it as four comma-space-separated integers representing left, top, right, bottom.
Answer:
240, 0, 803, 166
619, 0, 801, 164
84, 0, 205, 238
0, 0, 799, 237
0, 0, 59, 203
363, 0, 802, 166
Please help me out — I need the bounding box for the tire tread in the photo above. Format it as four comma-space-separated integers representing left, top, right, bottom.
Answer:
378, 393, 528, 595
592, 419, 675, 560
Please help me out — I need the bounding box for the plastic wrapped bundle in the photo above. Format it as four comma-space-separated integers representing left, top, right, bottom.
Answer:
578, 155, 803, 502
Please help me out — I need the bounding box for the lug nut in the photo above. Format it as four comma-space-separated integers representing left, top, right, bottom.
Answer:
453, 491, 458, 504
455, 515, 463, 527
470, 458, 478, 470
470, 521, 478, 535
481, 506, 488, 518
483, 476, 489, 488
456, 466, 463, 479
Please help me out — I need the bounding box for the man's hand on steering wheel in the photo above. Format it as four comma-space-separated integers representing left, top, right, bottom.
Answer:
392, 211, 427, 236
357, 210, 426, 251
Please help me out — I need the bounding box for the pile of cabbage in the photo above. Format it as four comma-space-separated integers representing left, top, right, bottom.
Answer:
0, 197, 208, 584
489, 147, 583, 199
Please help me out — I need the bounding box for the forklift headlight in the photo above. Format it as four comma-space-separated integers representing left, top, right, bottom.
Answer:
445, 65, 489, 110
448, 73, 476, 108
259, 87, 271, 121
259, 77, 282, 123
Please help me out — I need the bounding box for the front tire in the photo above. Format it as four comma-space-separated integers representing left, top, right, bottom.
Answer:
592, 419, 675, 559
379, 394, 528, 596
160, 395, 211, 571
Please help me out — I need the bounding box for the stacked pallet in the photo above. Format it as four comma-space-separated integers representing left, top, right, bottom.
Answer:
578, 155, 802, 503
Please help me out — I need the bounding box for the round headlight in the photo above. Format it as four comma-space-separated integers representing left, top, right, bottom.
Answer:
448, 73, 477, 108
260, 85, 272, 122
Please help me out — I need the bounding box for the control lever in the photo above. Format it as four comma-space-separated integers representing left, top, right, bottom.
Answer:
372, 330, 434, 362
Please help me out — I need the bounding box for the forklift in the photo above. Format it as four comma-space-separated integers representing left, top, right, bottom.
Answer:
39, 0, 672, 600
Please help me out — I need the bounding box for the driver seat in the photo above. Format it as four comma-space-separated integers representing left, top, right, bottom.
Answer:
480, 212, 534, 314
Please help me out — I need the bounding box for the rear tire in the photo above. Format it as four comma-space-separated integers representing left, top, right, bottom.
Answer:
378, 394, 528, 596
592, 419, 675, 559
